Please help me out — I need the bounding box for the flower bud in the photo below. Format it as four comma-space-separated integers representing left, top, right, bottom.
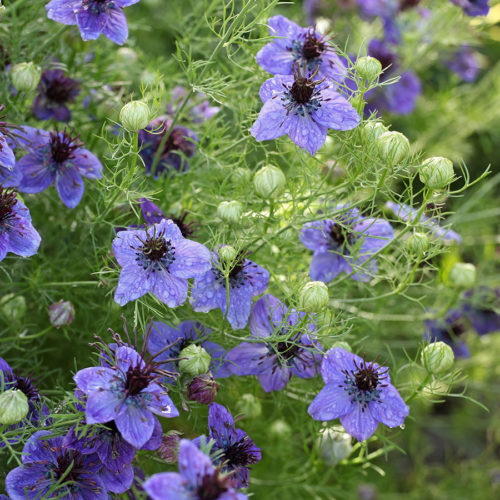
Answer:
419, 157, 454, 191
117, 47, 138, 63
178, 344, 211, 376
0, 389, 29, 425
157, 431, 183, 463
298, 281, 329, 313
406, 232, 429, 256
362, 121, 387, 143
0, 294, 27, 323
217, 200, 242, 223
232, 167, 252, 185
119, 100, 150, 132
317, 426, 353, 465
421, 342, 454, 374
218, 245, 237, 263
269, 419, 292, 438
187, 372, 219, 404
355, 56, 382, 82
0, 5, 5, 20
11, 62, 41, 92
48, 300, 75, 328
378, 131, 410, 164
253, 165, 286, 199
236, 393, 262, 419
448, 262, 476, 289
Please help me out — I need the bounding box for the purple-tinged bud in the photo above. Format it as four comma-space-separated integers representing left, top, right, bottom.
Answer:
48, 300, 75, 328
157, 431, 183, 463
187, 372, 219, 404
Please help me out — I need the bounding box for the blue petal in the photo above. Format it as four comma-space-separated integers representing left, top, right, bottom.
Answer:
308, 384, 353, 420
340, 404, 379, 442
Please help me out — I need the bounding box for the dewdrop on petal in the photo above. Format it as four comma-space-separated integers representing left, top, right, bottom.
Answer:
119, 100, 150, 132
11, 62, 41, 92
253, 165, 286, 198
419, 157, 455, 191
406, 232, 429, 256
0, 389, 29, 425
378, 131, 410, 164
421, 342, 454, 374
217, 200, 242, 223
236, 393, 262, 419
298, 281, 329, 313
355, 56, 382, 82
317, 426, 353, 465
48, 300, 75, 328
362, 121, 387, 143
178, 344, 211, 376
219, 245, 237, 263
448, 262, 476, 289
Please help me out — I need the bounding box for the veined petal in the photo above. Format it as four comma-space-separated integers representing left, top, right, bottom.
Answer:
309, 251, 348, 283
169, 239, 211, 279
18, 154, 54, 194
74, 366, 117, 393
101, 8, 129, 45
73, 148, 103, 179
143, 473, 190, 500
250, 99, 290, 142
308, 384, 353, 421
115, 405, 156, 448
312, 90, 360, 131
369, 384, 409, 428
45, 0, 79, 25
151, 270, 188, 307
56, 167, 84, 209
287, 113, 327, 155
340, 404, 379, 442
86, 389, 126, 424
114, 263, 154, 306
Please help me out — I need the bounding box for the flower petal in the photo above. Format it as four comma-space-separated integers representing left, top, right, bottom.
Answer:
86, 389, 125, 424
340, 404, 379, 442
308, 384, 353, 421
56, 167, 84, 209
287, 113, 327, 155
18, 154, 54, 194
169, 239, 211, 279
115, 406, 156, 448
101, 8, 129, 45
114, 264, 154, 306
143, 473, 190, 500
152, 270, 188, 307
309, 251, 348, 283
250, 99, 290, 142
73, 148, 103, 179
369, 384, 409, 428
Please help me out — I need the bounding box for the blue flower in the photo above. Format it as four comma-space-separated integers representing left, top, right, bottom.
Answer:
46, 0, 141, 45
449, 0, 490, 17
74, 345, 179, 449
144, 439, 248, 500
16, 127, 103, 209
299, 205, 394, 283
0, 186, 41, 261
190, 248, 270, 330
446, 45, 480, 82
0, 131, 15, 173
462, 287, 500, 336
112, 219, 211, 306
250, 68, 359, 155
424, 309, 470, 358
308, 347, 409, 442
226, 294, 322, 392
256, 15, 346, 83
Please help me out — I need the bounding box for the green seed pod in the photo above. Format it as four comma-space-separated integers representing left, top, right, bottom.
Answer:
253, 165, 286, 199
355, 56, 382, 82
317, 426, 353, 465
0, 294, 27, 323
217, 200, 243, 223
119, 100, 150, 131
419, 157, 455, 191
362, 121, 388, 143
11, 62, 41, 92
0, 389, 29, 425
378, 131, 410, 164
406, 232, 429, 256
298, 281, 329, 313
178, 344, 211, 377
269, 419, 292, 438
448, 262, 476, 289
236, 393, 262, 419
421, 342, 454, 374
218, 245, 237, 263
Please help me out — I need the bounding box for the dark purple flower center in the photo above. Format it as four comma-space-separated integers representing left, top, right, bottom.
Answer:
196, 469, 233, 500
290, 77, 316, 104
214, 250, 249, 289
329, 222, 354, 248
49, 131, 79, 164
0, 186, 16, 225
52, 450, 85, 481
169, 212, 198, 239
353, 364, 380, 392
302, 31, 325, 60
400, 0, 421, 9
124, 363, 154, 397
14, 376, 39, 401
136, 231, 176, 272
223, 436, 259, 468
275, 340, 301, 361
44, 74, 79, 104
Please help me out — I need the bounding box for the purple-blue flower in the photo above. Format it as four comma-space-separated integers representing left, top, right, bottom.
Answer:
195, 403, 261, 488
5, 430, 107, 499
251, 69, 360, 155
308, 347, 409, 442
300, 206, 394, 283
226, 294, 322, 392
424, 309, 470, 358
16, 127, 103, 209
112, 219, 210, 306
462, 287, 500, 336
446, 46, 480, 82
46, 0, 141, 45
148, 320, 230, 378
0, 131, 15, 173
385, 201, 462, 243
32, 69, 80, 122
0, 186, 41, 261
256, 15, 346, 83
143, 439, 248, 500
449, 0, 490, 16
190, 248, 270, 330
73, 344, 179, 449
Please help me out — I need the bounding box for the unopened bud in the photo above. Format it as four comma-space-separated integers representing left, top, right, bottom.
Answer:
317, 426, 353, 465
157, 431, 183, 463
0, 389, 29, 425
406, 232, 429, 256
218, 245, 237, 263
187, 372, 219, 404
269, 419, 292, 438
378, 131, 410, 164
0, 294, 27, 323
448, 262, 476, 289
419, 157, 454, 191
355, 56, 382, 82
362, 121, 388, 143
217, 200, 242, 223
119, 100, 150, 132
253, 165, 286, 199
421, 342, 454, 374
236, 393, 262, 419
298, 281, 329, 313
49, 300, 75, 328
11, 62, 41, 92
232, 167, 252, 185
178, 344, 211, 376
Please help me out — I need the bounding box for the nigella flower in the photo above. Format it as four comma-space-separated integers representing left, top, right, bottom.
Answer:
46, 0, 141, 45
148, 321, 230, 378
32, 69, 80, 122
446, 45, 480, 82
299, 205, 394, 283
385, 201, 462, 243
0, 131, 15, 173
0, 186, 41, 261
144, 439, 248, 500
449, 0, 490, 17
138, 116, 197, 178
250, 66, 359, 155
74, 343, 179, 449
308, 348, 409, 442
195, 403, 261, 488
5, 430, 107, 499
112, 219, 210, 306
226, 294, 322, 392
256, 15, 346, 83
190, 248, 270, 330
16, 127, 103, 209
462, 287, 500, 336
424, 309, 470, 358
168, 86, 220, 123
